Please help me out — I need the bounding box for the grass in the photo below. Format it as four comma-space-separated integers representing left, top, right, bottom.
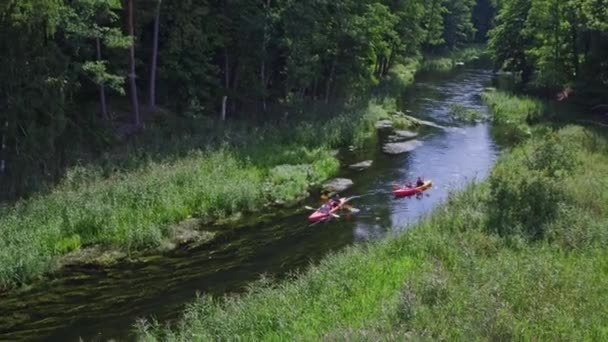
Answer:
449, 104, 482, 122
421, 45, 488, 72
483, 90, 546, 145
138, 94, 608, 340
0, 60, 416, 291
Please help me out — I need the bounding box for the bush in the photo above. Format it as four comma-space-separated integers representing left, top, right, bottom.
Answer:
487, 132, 580, 239
483, 91, 545, 145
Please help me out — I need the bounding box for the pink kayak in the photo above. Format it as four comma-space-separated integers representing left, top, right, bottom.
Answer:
393, 180, 433, 197
308, 198, 347, 223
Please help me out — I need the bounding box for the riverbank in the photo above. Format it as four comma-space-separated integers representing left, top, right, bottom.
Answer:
138, 93, 608, 340
0, 46, 486, 292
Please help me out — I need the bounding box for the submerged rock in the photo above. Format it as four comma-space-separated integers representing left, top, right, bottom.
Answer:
401, 114, 447, 130
349, 160, 373, 171
375, 120, 393, 130
323, 178, 354, 193
388, 130, 419, 142
383, 140, 423, 155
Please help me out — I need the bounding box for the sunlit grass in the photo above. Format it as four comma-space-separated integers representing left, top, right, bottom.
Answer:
482, 90, 545, 145
0, 97, 393, 290
138, 105, 608, 340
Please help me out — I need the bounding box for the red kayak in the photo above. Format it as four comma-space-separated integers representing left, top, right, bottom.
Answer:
393, 180, 433, 197
308, 198, 347, 223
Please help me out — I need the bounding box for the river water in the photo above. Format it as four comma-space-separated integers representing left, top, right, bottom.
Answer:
0, 67, 499, 341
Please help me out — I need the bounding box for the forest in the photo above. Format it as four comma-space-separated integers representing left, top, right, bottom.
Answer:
0, 0, 489, 200
1, 0, 608, 340
2, 0, 607, 200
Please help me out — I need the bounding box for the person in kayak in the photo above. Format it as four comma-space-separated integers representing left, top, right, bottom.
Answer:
328, 194, 341, 208
319, 203, 331, 213
416, 177, 425, 187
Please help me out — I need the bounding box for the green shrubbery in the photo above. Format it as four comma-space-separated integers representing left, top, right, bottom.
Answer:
138, 95, 608, 341
487, 133, 579, 239
449, 104, 482, 122
0, 100, 385, 290
482, 90, 545, 145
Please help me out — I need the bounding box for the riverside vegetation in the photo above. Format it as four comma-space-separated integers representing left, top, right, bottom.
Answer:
1, 0, 490, 291
138, 92, 608, 341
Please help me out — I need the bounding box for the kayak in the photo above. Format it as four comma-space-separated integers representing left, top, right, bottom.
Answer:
393, 180, 433, 197
308, 198, 347, 223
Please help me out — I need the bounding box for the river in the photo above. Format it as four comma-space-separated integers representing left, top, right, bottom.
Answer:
0, 66, 499, 342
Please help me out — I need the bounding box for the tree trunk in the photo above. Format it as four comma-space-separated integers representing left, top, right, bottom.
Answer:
149, 0, 162, 110
224, 49, 231, 89
127, 0, 141, 127
571, 23, 579, 78
221, 96, 228, 121
325, 57, 337, 104
231, 65, 240, 113
96, 37, 108, 120
0, 120, 7, 176
261, 61, 268, 111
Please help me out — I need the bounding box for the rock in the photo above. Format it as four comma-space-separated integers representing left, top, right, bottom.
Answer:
330, 149, 340, 157
455, 61, 465, 66
401, 114, 447, 130
383, 140, 423, 155
322, 178, 354, 193
375, 120, 393, 130
388, 130, 419, 142
349, 160, 373, 171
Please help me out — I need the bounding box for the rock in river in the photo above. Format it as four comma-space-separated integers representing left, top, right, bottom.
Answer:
375, 120, 393, 130
388, 130, 419, 142
349, 160, 373, 171
383, 140, 423, 155
322, 178, 354, 193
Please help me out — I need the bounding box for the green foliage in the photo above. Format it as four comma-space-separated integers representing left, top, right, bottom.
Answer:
449, 104, 481, 122
137, 125, 608, 341
422, 45, 486, 71
483, 90, 545, 144
489, 0, 608, 88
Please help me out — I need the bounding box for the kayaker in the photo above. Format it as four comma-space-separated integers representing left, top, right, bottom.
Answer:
329, 194, 341, 208
416, 177, 424, 187
320, 203, 331, 213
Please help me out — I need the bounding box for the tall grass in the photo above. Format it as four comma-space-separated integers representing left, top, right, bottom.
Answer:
421, 45, 488, 72
483, 90, 545, 145
0, 98, 395, 290
138, 111, 608, 340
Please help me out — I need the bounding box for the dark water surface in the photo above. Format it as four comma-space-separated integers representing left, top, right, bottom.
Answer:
0, 67, 499, 342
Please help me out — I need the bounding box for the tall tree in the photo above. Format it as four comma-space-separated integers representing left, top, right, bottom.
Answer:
488, 0, 535, 83
126, 0, 140, 126
148, 0, 162, 110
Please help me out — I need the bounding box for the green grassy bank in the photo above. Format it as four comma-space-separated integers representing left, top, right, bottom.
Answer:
0, 53, 432, 291
138, 93, 608, 340
0, 104, 383, 290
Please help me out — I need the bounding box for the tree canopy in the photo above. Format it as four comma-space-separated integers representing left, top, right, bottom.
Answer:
489, 0, 608, 88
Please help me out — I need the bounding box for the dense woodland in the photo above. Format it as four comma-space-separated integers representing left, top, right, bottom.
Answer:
1, 0, 607, 201
1, 0, 490, 200
489, 0, 608, 92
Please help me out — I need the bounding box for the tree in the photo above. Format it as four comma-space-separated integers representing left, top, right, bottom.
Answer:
488, 0, 535, 83
126, 0, 140, 127
148, 0, 162, 110
61, 0, 130, 120
443, 0, 477, 47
